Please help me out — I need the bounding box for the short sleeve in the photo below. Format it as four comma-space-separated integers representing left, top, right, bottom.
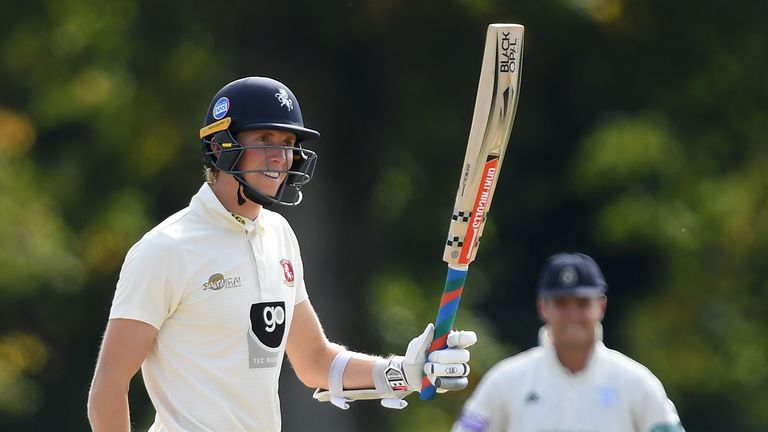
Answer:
109, 232, 187, 330
294, 266, 308, 305
636, 372, 685, 432
284, 222, 308, 305
452, 368, 508, 432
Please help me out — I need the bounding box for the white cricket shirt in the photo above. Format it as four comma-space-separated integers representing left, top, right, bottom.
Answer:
109, 183, 308, 431
453, 326, 684, 432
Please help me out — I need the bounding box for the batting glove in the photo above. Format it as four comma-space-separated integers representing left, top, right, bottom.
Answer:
376, 323, 477, 408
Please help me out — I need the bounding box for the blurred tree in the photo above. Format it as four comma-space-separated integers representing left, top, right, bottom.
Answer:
0, 0, 765, 430
566, 1, 768, 430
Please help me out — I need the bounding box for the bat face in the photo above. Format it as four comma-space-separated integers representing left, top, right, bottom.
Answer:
444, 24, 524, 267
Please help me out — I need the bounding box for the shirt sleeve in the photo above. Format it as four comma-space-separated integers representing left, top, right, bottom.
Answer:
452, 368, 508, 432
285, 223, 308, 305
635, 371, 685, 432
109, 232, 187, 330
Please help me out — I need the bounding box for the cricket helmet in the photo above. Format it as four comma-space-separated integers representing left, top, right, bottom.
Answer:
200, 77, 319, 206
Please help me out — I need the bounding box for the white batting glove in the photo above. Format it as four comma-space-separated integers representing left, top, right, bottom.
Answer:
376, 323, 477, 408
407, 323, 477, 392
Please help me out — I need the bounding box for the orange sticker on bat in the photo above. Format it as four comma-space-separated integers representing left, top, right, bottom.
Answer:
459, 157, 499, 264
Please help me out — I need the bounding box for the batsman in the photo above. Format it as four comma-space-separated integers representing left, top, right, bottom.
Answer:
86, 20, 528, 430
86, 76, 476, 432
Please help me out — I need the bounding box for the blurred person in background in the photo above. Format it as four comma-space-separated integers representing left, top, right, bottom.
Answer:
452, 252, 683, 432
87, 76, 477, 432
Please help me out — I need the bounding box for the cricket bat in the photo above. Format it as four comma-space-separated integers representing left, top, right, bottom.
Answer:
420, 23, 524, 400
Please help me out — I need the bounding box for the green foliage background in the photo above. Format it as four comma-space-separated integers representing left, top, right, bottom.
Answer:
1, 0, 766, 430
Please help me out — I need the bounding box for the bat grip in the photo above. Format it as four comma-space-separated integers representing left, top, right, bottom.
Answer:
420, 265, 468, 400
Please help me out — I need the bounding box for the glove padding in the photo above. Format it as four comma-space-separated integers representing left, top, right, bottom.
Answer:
402, 323, 477, 393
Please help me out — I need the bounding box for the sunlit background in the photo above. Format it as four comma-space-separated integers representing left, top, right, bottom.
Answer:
1, 0, 766, 430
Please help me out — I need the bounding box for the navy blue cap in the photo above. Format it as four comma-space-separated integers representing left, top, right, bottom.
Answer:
537, 253, 607, 298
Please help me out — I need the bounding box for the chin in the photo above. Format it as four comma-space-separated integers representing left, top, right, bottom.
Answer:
249, 182, 282, 198
558, 328, 592, 343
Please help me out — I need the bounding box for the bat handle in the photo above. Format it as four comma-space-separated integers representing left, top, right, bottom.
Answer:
420, 265, 468, 400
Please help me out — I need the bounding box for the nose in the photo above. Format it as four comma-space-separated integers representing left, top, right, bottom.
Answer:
267, 146, 291, 165
554, 300, 586, 319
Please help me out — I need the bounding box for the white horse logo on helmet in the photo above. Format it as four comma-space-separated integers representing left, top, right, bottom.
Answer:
275, 89, 294, 111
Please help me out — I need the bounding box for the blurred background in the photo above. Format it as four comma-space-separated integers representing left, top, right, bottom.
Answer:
1, 0, 767, 430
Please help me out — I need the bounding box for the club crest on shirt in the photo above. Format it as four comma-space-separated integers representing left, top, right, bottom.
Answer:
524, 390, 540, 403
280, 258, 295, 287
597, 386, 617, 407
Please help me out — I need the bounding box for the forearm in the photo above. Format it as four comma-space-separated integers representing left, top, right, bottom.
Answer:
87, 381, 131, 432
295, 343, 380, 390
313, 324, 475, 409
340, 352, 381, 389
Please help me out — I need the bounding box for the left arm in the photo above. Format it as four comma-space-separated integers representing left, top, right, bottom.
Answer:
634, 372, 685, 432
286, 299, 477, 409
285, 299, 379, 389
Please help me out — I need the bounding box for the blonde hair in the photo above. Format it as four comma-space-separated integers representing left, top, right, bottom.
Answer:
204, 166, 219, 184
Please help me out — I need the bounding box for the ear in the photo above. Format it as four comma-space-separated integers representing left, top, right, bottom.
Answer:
209, 139, 223, 157
598, 296, 607, 320
537, 298, 548, 322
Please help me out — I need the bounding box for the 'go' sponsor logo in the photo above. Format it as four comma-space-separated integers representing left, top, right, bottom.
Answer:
250, 301, 286, 349
263, 305, 285, 332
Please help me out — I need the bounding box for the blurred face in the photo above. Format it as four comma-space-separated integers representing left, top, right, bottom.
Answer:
538, 295, 606, 349
235, 129, 296, 197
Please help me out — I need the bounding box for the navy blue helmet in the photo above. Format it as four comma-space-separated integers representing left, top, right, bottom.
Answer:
200, 77, 319, 206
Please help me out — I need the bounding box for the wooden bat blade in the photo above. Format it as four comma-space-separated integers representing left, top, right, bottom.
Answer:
421, 23, 524, 401
444, 24, 524, 268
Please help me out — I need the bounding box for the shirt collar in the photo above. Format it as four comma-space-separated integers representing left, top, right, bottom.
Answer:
539, 324, 605, 377
190, 183, 265, 233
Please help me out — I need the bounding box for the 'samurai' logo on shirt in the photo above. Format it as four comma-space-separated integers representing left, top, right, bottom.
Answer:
203, 273, 242, 291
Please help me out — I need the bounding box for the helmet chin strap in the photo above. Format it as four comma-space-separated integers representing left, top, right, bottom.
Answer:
234, 175, 275, 207
236, 183, 247, 206
231, 174, 304, 207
